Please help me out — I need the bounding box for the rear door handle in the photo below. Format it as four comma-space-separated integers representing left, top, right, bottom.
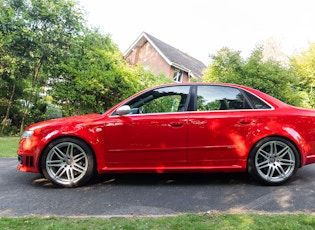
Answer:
170, 123, 183, 127
239, 120, 251, 124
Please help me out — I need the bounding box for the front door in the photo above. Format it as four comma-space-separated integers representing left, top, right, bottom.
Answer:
104, 85, 191, 169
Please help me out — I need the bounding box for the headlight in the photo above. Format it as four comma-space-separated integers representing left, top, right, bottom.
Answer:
20, 130, 34, 140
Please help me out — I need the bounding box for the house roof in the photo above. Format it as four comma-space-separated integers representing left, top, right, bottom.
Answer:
123, 32, 207, 79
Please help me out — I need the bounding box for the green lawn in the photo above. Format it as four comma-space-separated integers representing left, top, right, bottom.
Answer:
0, 136, 19, 158
0, 213, 315, 229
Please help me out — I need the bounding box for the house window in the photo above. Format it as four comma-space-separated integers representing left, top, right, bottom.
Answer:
173, 69, 183, 83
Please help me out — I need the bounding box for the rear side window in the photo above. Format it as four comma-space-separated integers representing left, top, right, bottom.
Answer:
244, 91, 272, 109
196, 85, 251, 111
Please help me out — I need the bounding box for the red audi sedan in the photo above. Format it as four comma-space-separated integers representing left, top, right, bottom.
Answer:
17, 83, 315, 187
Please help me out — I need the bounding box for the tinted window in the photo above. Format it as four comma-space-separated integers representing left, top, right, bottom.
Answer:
126, 86, 190, 114
196, 86, 251, 111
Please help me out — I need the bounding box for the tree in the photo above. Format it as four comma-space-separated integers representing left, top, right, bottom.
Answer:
203, 46, 302, 106
203, 47, 243, 83
243, 48, 300, 105
1, 0, 174, 135
49, 29, 138, 115
291, 43, 315, 107
132, 64, 173, 89
50, 29, 174, 116
0, 0, 84, 133
0, 0, 32, 134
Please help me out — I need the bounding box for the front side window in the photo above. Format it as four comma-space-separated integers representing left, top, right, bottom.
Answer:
125, 86, 190, 114
196, 85, 251, 111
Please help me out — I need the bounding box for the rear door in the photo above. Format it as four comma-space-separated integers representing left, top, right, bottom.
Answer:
187, 85, 263, 167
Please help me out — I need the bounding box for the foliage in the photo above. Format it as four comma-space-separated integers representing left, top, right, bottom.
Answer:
132, 64, 174, 89
0, 0, 84, 134
50, 30, 137, 115
143, 95, 181, 113
0, 214, 315, 229
49, 30, 174, 116
0, 0, 174, 134
25, 101, 62, 125
203, 47, 244, 83
291, 42, 315, 107
203, 46, 303, 106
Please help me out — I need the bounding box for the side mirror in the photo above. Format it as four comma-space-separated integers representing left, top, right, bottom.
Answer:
116, 105, 131, 115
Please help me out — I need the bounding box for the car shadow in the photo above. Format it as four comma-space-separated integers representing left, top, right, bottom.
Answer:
93, 165, 315, 187
31, 167, 313, 189
29, 172, 256, 189
87, 172, 257, 187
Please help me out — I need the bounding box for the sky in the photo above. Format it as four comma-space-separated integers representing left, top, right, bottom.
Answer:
77, 0, 315, 65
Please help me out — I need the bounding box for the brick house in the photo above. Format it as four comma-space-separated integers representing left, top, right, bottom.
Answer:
123, 32, 207, 82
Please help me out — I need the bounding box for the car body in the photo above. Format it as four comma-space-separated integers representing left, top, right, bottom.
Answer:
17, 83, 315, 187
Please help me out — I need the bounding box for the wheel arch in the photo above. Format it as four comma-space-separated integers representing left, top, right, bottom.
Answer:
247, 135, 302, 171
38, 135, 97, 174
246, 135, 301, 185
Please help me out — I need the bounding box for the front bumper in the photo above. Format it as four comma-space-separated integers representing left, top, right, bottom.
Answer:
17, 154, 38, 173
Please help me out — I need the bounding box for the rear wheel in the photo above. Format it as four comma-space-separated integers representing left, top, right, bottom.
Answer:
248, 137, 300, 185
41, 137, 95, 188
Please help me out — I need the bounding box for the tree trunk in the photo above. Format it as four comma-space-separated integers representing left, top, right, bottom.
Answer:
20, 57, 44, 133
1, 83, 16, 136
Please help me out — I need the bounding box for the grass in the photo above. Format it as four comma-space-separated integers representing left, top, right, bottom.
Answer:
0, 213, 315, 229
1, 137, 315, 228
0, 136, 19, 158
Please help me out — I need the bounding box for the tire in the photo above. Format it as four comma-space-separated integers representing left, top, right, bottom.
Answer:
248, 137, 300, 186
41, 137, 95, 188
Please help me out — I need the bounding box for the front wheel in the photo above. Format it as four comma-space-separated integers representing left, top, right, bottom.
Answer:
248, 137, 300, 185
41, 137, 96, 188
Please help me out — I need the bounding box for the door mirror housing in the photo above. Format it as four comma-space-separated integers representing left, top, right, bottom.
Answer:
116, 105, 131, 115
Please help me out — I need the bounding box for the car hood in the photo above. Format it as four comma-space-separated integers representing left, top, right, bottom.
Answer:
27, 113, 104, 131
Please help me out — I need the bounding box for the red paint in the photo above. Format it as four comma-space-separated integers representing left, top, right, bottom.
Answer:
17, 83, 315, 176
